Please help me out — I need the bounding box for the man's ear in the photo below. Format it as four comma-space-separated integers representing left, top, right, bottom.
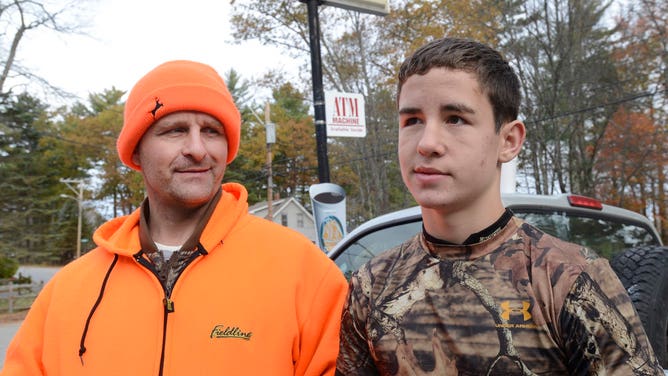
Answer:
499, 120, 526, 163
132, 150, 141, 167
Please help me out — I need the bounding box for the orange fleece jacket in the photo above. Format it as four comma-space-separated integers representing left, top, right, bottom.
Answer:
1, 183, 348, 375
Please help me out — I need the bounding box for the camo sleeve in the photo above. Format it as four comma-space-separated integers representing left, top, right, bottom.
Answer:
336, 267, 381, 376
559, 258, 663, 375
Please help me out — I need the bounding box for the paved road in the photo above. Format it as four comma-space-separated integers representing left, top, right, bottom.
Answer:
16, 266, 61, 284
0, 321, 21, 368
0, 266, 60, 368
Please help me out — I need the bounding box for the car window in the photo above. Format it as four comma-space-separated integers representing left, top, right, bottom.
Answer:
512, 210, 658, 259
332, 209, 659, 278
334, 221, 421, 280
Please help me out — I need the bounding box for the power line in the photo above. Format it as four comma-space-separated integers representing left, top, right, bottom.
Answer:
525, 88, 666, 125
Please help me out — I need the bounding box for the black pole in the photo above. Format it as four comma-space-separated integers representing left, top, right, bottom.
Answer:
303, 0, 330, 183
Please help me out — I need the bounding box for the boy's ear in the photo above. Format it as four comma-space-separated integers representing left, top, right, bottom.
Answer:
499, 120, 526, 163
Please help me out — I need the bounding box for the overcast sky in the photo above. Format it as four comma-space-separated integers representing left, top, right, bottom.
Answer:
17, 0, 296, 105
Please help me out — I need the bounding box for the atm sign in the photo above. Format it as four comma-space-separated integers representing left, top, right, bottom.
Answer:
325, 91, 366, 138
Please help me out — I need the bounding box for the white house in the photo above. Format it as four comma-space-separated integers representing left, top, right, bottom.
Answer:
248, 197, 316, 243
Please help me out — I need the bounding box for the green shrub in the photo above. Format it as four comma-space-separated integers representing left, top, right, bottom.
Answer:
15, 272, 32, 284
0, 255, 19, 279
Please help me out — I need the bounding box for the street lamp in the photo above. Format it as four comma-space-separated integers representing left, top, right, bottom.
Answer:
264, 103, 276, 221
60, 178, 85, 259
251, 102, 276, 221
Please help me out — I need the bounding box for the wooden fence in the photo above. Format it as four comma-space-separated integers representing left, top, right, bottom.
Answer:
0, 281, 44, 314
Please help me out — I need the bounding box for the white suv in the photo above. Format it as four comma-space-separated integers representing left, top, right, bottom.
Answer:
328, 193, 668, 369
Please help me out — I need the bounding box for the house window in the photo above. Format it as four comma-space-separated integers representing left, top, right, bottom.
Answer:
281, 214, 288, 226
297, 213, 304, 228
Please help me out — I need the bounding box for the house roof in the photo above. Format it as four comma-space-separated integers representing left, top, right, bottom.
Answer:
248, 197, 314, 221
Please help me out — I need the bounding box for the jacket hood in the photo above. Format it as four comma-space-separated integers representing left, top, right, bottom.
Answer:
92, 183, 249, 257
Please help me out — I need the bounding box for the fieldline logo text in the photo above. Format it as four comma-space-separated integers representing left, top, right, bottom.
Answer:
210, 325, 253, 341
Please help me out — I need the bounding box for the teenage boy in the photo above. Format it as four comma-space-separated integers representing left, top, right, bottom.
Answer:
336, 37, 663, 375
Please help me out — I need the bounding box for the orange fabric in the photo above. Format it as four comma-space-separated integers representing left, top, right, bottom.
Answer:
117, 60, 241, 170
1, 183, 348, 375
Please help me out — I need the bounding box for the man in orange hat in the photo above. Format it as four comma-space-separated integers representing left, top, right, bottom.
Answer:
2, 60, 348, 375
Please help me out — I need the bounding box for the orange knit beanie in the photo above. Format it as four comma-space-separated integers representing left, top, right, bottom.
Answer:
117, 60, 241, 170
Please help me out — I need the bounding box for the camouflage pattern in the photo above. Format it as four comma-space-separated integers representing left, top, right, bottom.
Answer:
138, 189, 220, 294
337, 216, 663, 375
146, 247, 198, 293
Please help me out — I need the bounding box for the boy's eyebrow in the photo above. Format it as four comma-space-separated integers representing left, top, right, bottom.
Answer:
441, 103, 475, 114
398, 103, 476, 115
398, 107, 421, 115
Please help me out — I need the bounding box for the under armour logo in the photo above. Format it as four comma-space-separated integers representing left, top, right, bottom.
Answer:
500, 300, 532, 321
150, 99, 164, 118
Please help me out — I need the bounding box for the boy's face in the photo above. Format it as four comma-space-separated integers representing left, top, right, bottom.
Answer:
398, 68, 505, 213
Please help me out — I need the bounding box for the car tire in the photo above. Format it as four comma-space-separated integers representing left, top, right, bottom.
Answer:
610, 245, 668, 368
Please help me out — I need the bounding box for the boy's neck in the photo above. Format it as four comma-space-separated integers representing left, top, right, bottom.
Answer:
421, 200, 506, 244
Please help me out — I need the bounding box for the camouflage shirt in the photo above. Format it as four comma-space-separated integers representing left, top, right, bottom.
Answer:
337, 216, 663, 375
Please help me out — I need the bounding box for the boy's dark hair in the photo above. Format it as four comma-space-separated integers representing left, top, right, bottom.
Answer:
397, 37, 520, 132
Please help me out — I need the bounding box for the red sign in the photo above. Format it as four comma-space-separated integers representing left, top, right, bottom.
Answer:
325, 91, 366, 138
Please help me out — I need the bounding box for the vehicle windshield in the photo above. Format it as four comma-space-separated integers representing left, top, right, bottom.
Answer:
333, 209, 659, 280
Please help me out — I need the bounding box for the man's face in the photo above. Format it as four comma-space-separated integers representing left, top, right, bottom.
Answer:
397, 68, 505, 214
132, 111, 228, 210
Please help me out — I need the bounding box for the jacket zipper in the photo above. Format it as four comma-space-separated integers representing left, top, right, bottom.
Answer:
134, 247, 205, 376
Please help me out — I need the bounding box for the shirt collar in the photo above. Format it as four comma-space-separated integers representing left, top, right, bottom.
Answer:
423, 208, 514, 245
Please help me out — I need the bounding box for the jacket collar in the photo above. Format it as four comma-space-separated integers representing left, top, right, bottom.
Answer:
138, 188, 222, 254
92, 183, 249, 257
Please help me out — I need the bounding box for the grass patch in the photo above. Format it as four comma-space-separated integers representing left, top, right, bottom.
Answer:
0, 296, 36, 314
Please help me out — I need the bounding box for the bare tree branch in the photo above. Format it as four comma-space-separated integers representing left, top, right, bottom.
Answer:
0, 0, 91, 95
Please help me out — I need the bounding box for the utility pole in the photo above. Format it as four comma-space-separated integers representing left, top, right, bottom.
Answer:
250, 103, 277, 221
60, 178, 86, 259
265, 102, 276, 220
302, 0, 330, 183
300, 0, 388, 251
300, 0, 388, 183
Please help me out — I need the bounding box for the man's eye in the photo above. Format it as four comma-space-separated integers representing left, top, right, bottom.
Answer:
203, 127, 222, 135
160, 127, 185, 135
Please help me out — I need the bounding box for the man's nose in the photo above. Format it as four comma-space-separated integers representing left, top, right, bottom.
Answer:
182, 131, 207, 160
